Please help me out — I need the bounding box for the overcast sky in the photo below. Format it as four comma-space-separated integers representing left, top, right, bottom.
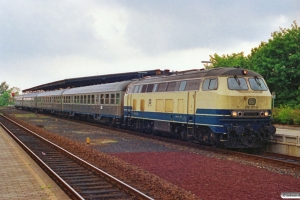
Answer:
1, 0, 299, 92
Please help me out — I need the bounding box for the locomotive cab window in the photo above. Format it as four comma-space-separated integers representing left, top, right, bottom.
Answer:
228, 77, 248, 90
178, 81, 186, 91
146, 84, 154, 92
141, 85, 147, 93
185, 79, 201, 91
166, 82, 176, 91
157, 82, 167, 92
133, 85, 140, 93
202, 78, 218, 90
153, 84, 158, 92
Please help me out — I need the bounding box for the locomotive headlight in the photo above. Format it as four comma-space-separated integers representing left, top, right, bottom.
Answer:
264, 111, 269, 117
231, 111, 238, 117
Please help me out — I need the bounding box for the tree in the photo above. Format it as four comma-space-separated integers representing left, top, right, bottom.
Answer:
249, 21, 300, 107
0, 91, 11, 106
0, 82, 9, 95
209, 21, 300, 108
209, 52, 249, 68
0, 82, 20, 106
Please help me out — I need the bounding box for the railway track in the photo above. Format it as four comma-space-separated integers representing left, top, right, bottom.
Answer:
40, 112, 300, 172
0, 114, 153, 200
66, 115, 300, 172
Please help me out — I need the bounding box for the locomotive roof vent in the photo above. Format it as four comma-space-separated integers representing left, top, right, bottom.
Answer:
163, 69, 170, 75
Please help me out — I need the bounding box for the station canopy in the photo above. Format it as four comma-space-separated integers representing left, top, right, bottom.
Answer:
22, 69, 170, 93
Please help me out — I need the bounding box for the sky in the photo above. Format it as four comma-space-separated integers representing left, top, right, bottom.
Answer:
1, 0, 299, 92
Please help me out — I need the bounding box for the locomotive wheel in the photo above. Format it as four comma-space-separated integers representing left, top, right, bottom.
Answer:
210, 132, 219, 147
243, 134, 257, 148
180, 128, 187, 141
228, 132, 237, 147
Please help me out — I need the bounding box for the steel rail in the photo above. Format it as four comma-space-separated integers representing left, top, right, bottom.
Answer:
0, 115, 84, 200
0, 114, 154, 200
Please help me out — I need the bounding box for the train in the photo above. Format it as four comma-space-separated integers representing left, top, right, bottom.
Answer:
14, 67, 276, 148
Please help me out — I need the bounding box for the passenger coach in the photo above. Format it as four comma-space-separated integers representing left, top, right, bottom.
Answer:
61, 81, 132, 125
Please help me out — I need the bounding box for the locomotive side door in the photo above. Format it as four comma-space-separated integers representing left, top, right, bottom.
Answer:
126, 94, 132, 119
187, 91, 196, 115
187, 91, 196, 126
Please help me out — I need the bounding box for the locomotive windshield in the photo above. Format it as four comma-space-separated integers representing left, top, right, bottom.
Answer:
249, 78, 268, 91
228, 78, 248, 90
228, 77, 268, 91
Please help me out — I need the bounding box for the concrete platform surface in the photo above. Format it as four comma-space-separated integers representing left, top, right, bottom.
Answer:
276, 128, 300, 136
0, 127, 70, 200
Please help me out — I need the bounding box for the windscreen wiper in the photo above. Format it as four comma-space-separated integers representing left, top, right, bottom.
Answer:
254, 76, 262, 88
234, 75, 241, 87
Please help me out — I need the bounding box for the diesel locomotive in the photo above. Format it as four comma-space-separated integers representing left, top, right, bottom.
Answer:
15, 67, 276, 148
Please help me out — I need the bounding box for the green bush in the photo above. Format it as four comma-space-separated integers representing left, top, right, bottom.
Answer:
272, 106, 300, 125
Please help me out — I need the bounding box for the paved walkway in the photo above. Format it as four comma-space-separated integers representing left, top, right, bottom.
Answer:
0, 127, 70, 200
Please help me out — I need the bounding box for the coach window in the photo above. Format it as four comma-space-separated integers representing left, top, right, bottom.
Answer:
94, 94, 97, 104
105, 94, 109, 104
116, 93, 120, 104
202, 78, 218, 90
110, 94, 115, 104
178, 81, 187, 91
157, 82, 167, 92
80, 96, 83, 104
166, 82, 176, 91
100, 94, 104, 104
86, 95, 88, 104
91, 95, 95, 104
141, 85, 147, 93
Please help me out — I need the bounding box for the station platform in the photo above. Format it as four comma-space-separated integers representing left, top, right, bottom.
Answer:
267, 125, 300, 157
0, 127, 70, 200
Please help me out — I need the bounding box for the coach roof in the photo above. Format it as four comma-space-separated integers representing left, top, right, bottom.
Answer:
63, 80, 133, 95
37, 90, 66, 97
